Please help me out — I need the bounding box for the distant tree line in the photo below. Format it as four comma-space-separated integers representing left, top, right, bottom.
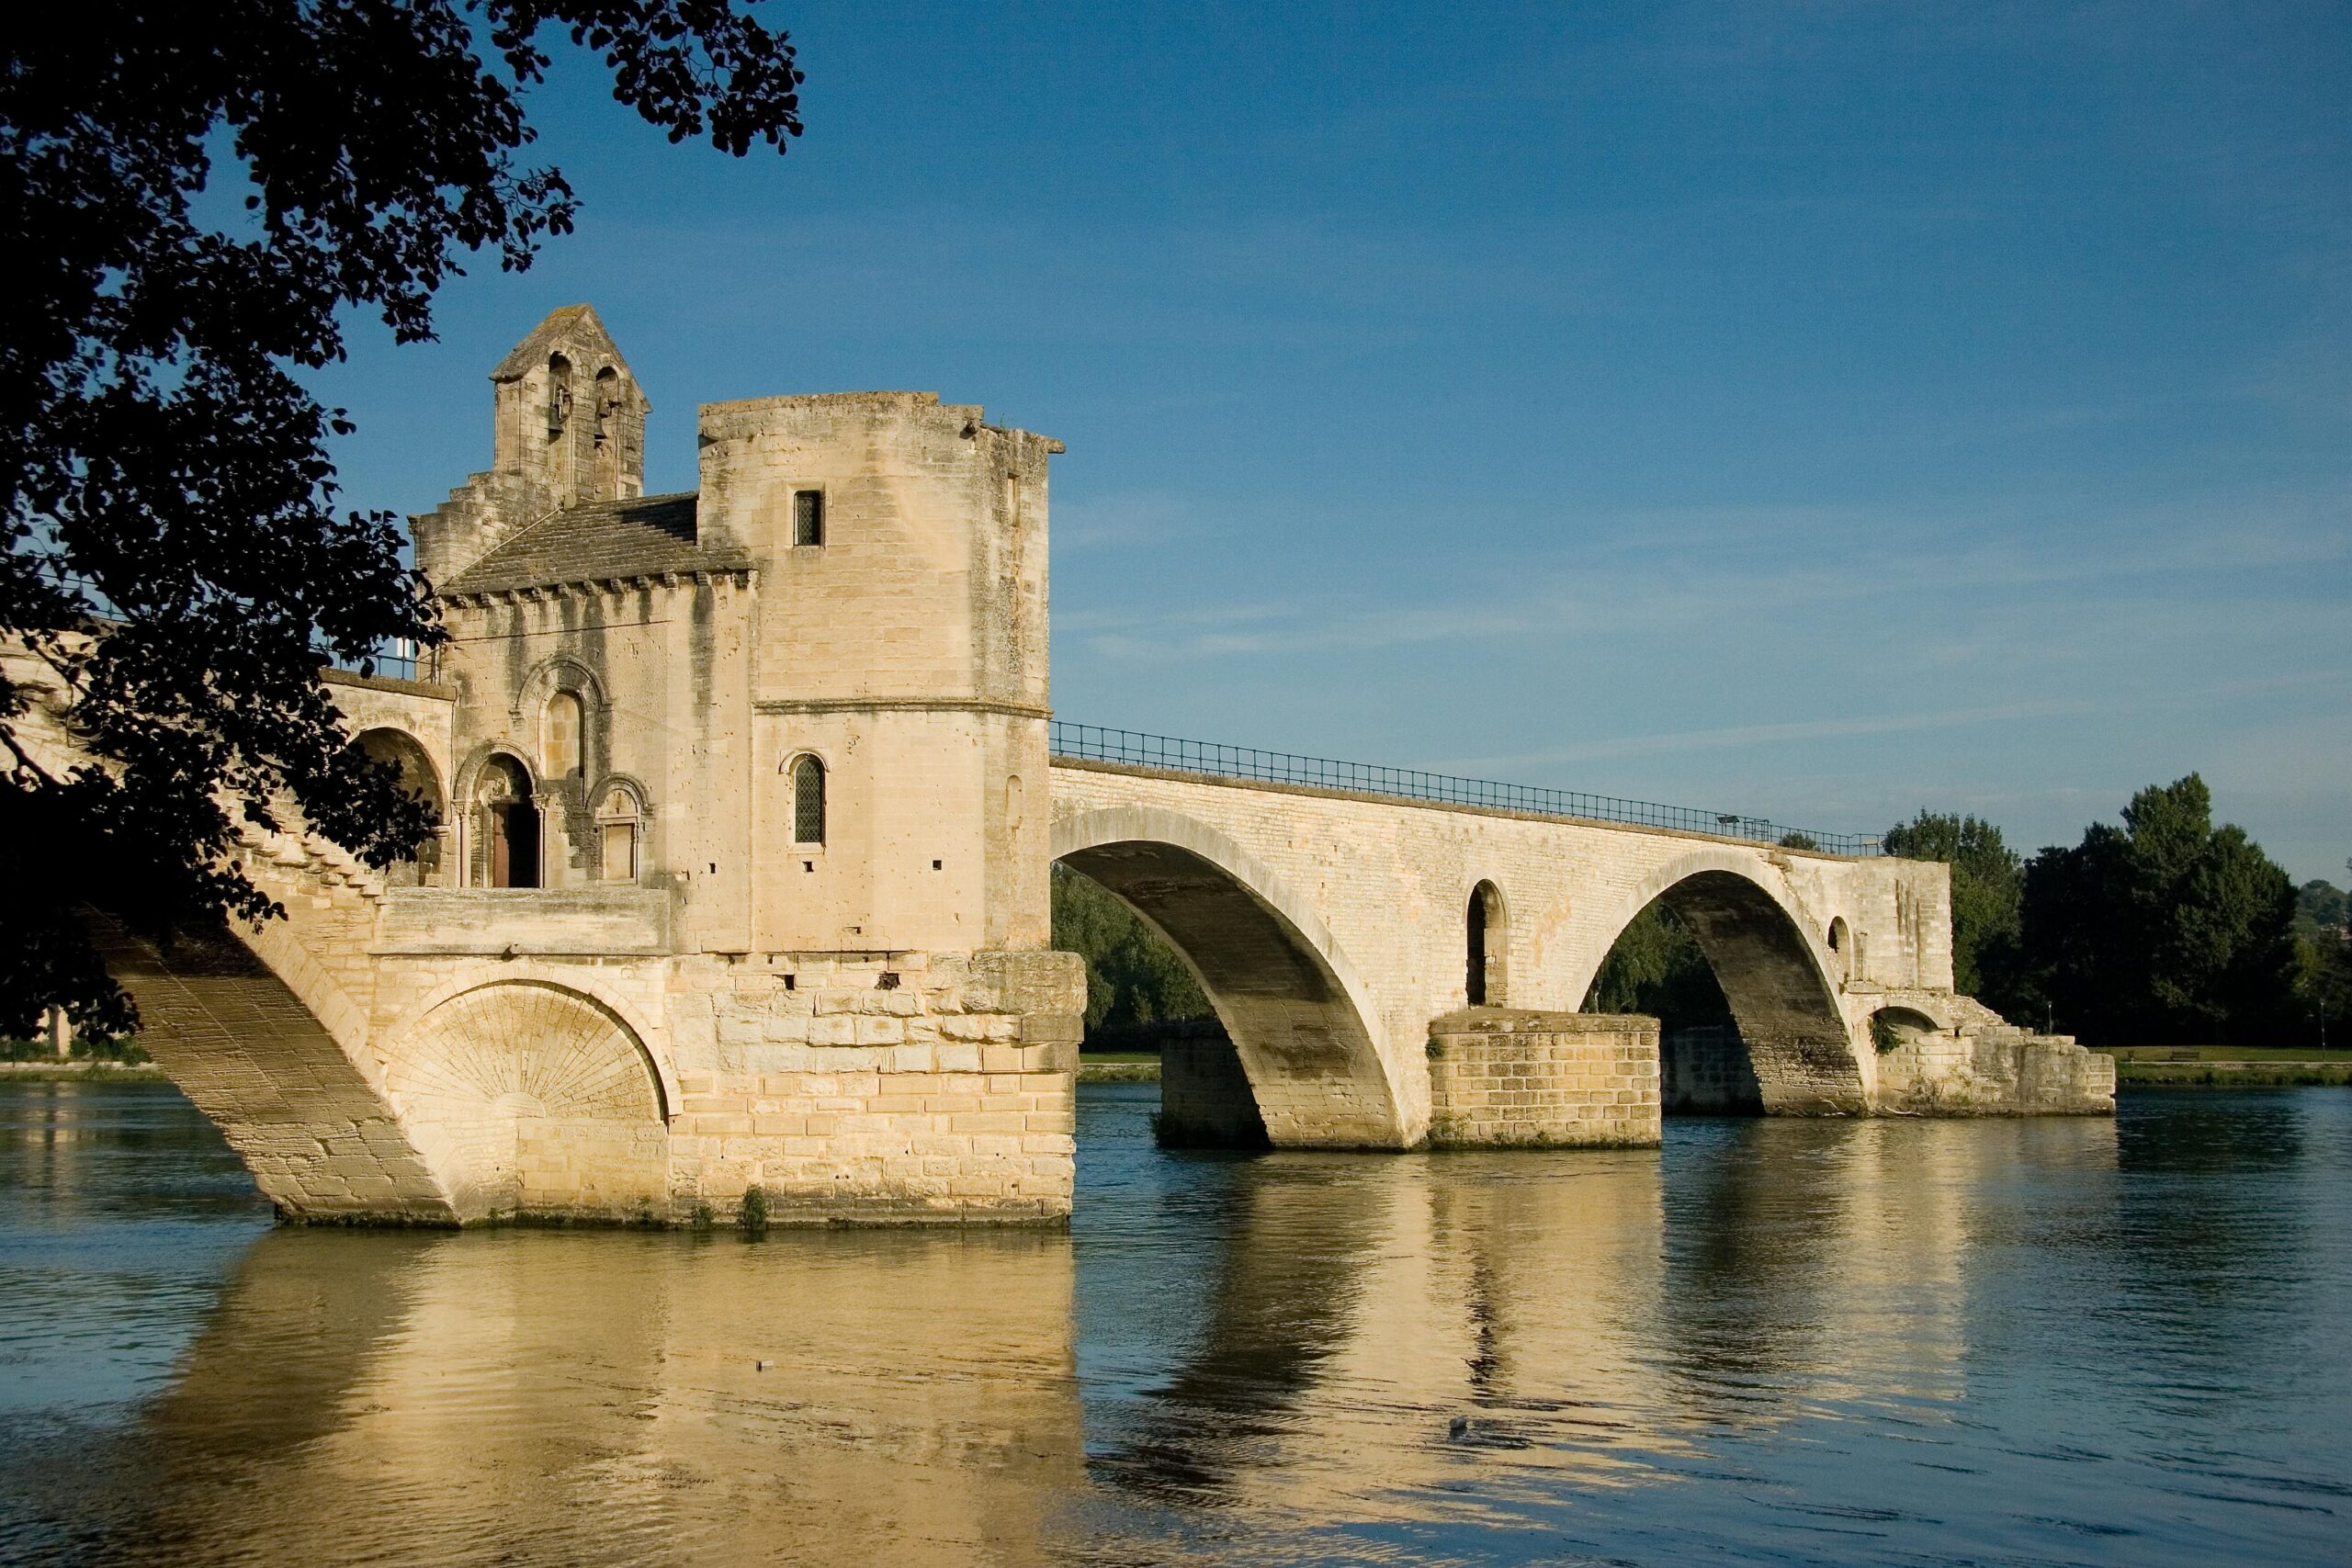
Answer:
1596, 773, 2340, 1048
1056, 774, 2343, 1051
1051, 867, 1210, 1039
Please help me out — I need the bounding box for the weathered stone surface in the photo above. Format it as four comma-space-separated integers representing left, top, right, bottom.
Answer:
1872, 994, 2118, 1115
1426, 1009, 1661, 1148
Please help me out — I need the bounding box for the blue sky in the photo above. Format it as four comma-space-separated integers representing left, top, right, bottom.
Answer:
312, 1, 2349, 881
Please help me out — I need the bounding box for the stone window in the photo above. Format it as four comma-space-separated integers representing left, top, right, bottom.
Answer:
791, 754, 826, 846
596, 786, 641, 881
1466, 880, 1507, 1007
593, 366, 622, 492
543, 691, 583, 779
793, 489, 825, 547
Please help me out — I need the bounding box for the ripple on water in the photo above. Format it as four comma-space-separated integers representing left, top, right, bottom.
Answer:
1, 1081, 2348, 1564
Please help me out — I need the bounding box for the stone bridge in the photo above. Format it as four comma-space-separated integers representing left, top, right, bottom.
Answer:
8, 649, 2111, 1227
1049, 756, 2109, 1149
7, 304, 2111, 1226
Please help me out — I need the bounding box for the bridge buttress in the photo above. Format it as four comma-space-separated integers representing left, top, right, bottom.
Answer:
84, 910, 458, 1223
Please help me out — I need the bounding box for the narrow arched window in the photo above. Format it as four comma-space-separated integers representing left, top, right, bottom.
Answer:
543, 691, 582, 779
597, 787, 642, 881
1466, 880, 1507, 1007
791, 755, 826, 845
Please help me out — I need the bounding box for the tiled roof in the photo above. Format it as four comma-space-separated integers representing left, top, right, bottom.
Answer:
436, 492, 751, 596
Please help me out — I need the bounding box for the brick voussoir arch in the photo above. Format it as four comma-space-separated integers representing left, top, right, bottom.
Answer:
1573, 845, 1868, 1114
377, 964, 679, 1122
1051, 804, 1417, 1148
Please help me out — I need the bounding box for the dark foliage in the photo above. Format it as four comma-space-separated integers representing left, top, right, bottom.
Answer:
2291, 864, 2352, 1048
1, 4, 802, 1038
2015, 775, 2299, 1046
1881, 809, 2025, 1006
1050, 865, 1212, 1036
2294, 877, 2347, 938
1585, 900, 1733, 1030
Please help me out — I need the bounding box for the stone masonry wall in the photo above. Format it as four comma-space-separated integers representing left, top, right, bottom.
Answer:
1158, 1027, 1270, 1148
1873, 997, 2117, 1116
662, 949, 1086, 1221
1425, 1009, 1661, 1148
1662, 1024, 1766, 1114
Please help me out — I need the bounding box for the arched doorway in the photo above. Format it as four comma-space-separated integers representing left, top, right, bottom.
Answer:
475, 755, 541, 889
1052, 808, 1407, 1150
354, 727, 447, 886
1587, 869, 1860, 1115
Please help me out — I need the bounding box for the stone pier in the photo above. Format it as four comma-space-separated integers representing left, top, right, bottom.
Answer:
1425, 1010, 1661, 1148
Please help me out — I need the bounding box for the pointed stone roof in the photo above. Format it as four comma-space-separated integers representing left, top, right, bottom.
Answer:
489, 303, 629, 383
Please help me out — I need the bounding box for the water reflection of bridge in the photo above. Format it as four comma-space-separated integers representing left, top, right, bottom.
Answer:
78, 1111, 2119, 1561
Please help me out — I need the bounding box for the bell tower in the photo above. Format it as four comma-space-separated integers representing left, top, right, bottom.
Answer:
487, 304, 649, 508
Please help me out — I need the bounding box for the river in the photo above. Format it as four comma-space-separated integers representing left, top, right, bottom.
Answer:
1, 1079, 2346, 1565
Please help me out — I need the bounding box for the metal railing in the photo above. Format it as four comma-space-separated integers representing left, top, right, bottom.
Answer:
19, 558, 430, 681
1048, 722, 1883, 856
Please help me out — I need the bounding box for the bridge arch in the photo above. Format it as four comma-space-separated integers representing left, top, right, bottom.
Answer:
377, 977, 671, 1222
353, 725, 447, 886
1580, 850, 1866, 1114
1052, 806, 1413, 1148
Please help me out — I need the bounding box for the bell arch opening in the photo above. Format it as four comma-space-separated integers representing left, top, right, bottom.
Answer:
1051, 811, 1408, 1151
1587, 869, 1862, 1116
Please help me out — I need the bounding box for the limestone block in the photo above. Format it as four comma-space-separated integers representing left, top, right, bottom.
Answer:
1426, 1009, 1660, 1148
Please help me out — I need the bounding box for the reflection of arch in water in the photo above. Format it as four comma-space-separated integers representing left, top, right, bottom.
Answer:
353, 726, 446, 885
1584, 851, 1863, 1115
1052, 807, 1411, 1148
128, 1221, 1082, 1562
1088, 1154, 1399, 1501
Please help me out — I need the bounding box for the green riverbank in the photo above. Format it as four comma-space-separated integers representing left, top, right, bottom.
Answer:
1079, 1053, 1160, 1083
2098, 1046, 2352, 1088
0, 1061, 165, 1084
